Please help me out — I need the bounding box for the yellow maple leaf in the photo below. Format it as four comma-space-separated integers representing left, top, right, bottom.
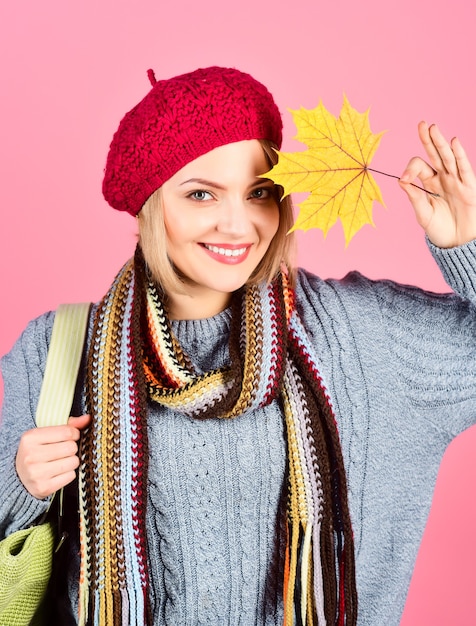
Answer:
266, 95, 386, 245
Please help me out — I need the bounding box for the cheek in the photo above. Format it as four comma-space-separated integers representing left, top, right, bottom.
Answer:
164, 213, 192, 245
165, 209, 213, 244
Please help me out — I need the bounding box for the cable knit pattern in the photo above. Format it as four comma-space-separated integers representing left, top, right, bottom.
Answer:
3, 240, 476, 625
146, 403, 286, 625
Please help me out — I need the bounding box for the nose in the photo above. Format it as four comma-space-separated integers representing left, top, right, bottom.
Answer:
216, 197, 251, 236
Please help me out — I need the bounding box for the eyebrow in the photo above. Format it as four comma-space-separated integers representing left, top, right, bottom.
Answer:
178, 177, 274, 189
179, 178, 226, 190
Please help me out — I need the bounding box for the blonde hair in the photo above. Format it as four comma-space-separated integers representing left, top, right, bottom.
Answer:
137, 140, 296, 294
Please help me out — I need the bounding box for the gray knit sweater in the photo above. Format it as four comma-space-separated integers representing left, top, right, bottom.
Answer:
2, 240, 476, 625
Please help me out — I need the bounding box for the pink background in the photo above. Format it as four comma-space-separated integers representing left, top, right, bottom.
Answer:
1, 0, 475, 622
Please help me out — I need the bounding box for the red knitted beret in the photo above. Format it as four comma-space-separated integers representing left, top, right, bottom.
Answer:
102, 66, 283, 216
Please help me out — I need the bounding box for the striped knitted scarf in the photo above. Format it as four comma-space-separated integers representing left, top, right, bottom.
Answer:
78, 247, 357, 625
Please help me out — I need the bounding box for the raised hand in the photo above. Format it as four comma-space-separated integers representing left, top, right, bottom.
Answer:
400, 121, 476, 248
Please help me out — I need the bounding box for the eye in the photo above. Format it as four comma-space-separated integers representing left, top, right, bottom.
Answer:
188, 190, 213, 201
249, 186, 274, 200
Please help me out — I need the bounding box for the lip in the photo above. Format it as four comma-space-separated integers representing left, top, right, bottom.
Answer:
199, 243, 252, 265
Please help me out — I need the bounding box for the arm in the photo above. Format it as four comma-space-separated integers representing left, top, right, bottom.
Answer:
0, 313, 89, 536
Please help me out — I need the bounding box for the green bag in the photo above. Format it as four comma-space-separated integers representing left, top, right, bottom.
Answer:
0, 522, 55, 625
0, 303, 90, 625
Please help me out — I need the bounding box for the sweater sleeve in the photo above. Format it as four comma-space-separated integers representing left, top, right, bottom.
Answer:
427, 237, 476, 302
371, 239, 476, 433
0, 311, 55, 537
295, 238, 476, 442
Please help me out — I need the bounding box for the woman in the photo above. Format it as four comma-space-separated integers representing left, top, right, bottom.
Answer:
2, 66, 476, 626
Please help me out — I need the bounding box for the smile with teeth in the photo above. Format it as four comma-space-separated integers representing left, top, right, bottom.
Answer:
203, 244, 249, 258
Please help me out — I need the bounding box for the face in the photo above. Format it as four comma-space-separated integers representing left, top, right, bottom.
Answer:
160, 140, 280, 319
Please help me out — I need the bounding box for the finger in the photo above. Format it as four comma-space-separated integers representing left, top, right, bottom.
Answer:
399, 175, 429, 204
27, 467, 79, 500
400, 156, 437, 188
34, 439, 79, 463
24, 451, 80, 481
18, 446, 81, 498
43, 470, 78, 497
427, 123, 459, 176
451, 136, 476, 185
18, 438, 79, 472
18, 425, 82, 466
45, 454, 81, 479
68, 414, 92, 430
18, 426, 79, 452
418, 121, 445, 172
28, 425, 82, 446
399, 178, 435, 231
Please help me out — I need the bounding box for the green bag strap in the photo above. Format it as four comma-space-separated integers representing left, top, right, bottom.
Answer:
35, 303, 91, 427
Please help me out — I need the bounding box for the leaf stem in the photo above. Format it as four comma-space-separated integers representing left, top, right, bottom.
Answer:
367, 167, 440, 198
